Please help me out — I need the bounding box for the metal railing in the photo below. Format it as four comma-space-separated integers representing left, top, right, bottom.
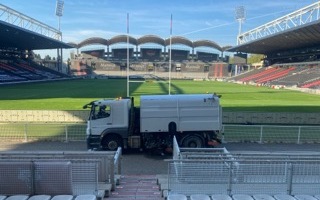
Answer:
0, 147, 122, 191
1, 123, 319, 144
168, 159, 320, 196
0, 123, 87, 142
169, 136, 320, 196
0, 159, 99, 196
222, 124, 320, 144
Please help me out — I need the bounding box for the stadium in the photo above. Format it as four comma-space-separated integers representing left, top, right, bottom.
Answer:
70, 35, 230, 79
0, 1, 320, 200
1, 3, 320, 92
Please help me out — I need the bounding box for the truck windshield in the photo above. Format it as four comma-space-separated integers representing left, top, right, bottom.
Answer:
90, 105, 111, 120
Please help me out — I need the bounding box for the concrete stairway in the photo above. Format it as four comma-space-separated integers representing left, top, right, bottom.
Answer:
107, 175, 164, 200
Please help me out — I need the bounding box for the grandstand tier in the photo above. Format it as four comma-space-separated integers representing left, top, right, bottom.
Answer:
229, 63, 320, 89
0, 59, 68, 83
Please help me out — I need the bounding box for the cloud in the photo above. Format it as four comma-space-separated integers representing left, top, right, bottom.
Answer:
63, 30, 122, 43
205, 21, 213, 26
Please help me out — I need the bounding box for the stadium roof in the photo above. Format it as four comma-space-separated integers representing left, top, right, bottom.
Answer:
164, 36, 193, 47
109, 35, 138, 46
0, 20, 73, 50
228, 2, 320, 55
75, 35, 228, 52
193, 40, 222, 51
227, 21, 320, 54
137, 35, 165, 46
77, 37, 109, 48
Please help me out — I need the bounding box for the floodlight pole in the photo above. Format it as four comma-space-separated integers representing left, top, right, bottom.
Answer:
235, 6, 245, 45
168, 14, 172, 95
126, 13, 130, 97
55, 0, 64, 72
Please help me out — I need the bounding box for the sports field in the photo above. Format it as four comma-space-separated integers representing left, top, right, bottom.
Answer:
0, 79, 319, 112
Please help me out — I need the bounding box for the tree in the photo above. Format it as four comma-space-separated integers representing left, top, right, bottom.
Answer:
34, 54, 41, 59
247, 54, 264, 64
44, 55, 51, 60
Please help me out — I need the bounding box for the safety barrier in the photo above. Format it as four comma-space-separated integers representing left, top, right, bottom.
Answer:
0, 123, 86, 142
167, 136, 320, 197
0, 160, 100, 197
222, 124, 320, 144
1, 123, 319, 144
0, 148, 122, 197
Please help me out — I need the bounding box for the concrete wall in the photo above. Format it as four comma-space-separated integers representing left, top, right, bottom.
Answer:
223, 111, 320, 125
0, 110, 319, 125
0, 110, 89, 123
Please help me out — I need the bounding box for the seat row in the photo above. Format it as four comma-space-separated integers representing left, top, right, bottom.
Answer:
0, 195, 96, 200
167, 194, 320, 200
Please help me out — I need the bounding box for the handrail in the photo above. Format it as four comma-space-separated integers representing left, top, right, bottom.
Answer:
172, 136, 181, 160
114, 147, 122, 175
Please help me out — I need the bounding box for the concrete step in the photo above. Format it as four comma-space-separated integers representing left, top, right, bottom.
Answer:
106, 175, 164, 200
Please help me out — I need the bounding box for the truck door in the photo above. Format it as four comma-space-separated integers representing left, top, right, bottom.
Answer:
90, 105, 113, 135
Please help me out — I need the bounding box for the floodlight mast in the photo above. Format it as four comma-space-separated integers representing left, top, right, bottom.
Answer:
127, 13, 130, 97
55, 0, 64, 33
55, 0, 64, 72
235, 6, 245, 45
169, 14, 172, 95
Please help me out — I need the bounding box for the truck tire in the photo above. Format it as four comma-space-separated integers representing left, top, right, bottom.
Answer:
101, 134, 123, 151
181, 135, 204, 148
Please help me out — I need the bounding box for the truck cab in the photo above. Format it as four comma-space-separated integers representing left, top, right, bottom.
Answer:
83, 98, 132, 150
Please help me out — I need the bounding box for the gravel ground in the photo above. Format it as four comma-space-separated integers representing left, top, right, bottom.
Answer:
1, 140, 320, 175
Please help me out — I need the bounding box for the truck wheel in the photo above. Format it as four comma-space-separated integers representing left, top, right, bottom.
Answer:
181, 135, 204, 148
101, 135, 123, 151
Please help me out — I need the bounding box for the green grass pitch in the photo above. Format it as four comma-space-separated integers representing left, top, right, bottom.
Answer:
0, 79, 319, 112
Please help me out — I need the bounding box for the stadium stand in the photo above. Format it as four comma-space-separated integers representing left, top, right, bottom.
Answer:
231, 67, 266, 82
301, 79, 320, 89
265, 66, 319, 87
0, 4, 73, 84
229, 63, 320, 90
255, 67, 296, 84
69, 34, 229, 79
239, 67, 279, 82
226, 2, 320, 93
70, 45, 229, 79
0, 59, 69, 83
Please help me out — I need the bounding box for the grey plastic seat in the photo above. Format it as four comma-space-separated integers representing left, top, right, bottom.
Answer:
74, 195, 96, 200
51, 195, 73, 200
5, 196, 29, 200
0, 196, 7, 200
167, 194, 188, 200
190, 194, 211, 200
233, 194, 254, 200
314, 195, 320, 200
253, 194, 275, 200
28, 195, 51, 200
211, 194, 232, 200
274, 194, 296, 200
295, 195, 317, 200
